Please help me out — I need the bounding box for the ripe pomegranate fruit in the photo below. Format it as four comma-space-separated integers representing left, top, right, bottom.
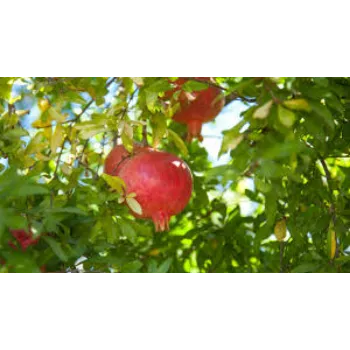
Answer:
178, 77, 225, 140
105, 145, 193, 232
118, 150, 193, 231
9, 229, 39, 251
168, 77, 225, 142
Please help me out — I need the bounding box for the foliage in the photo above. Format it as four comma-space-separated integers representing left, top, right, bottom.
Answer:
0, 77, 349, 273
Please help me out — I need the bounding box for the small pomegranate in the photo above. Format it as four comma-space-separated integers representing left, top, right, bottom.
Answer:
168, 77, 225, 141
174, 77, 225, 141
108, 146, 193, 232
9, 229, 39, 251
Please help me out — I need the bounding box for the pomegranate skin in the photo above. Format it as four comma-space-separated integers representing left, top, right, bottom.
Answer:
104, 143, 150, 176
117, 150, 193, 232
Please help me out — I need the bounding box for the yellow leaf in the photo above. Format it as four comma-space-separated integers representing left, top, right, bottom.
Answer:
32, 119, 52, 128
22, 155, 36, 168
49, 107, 66, 123
36, 153, 50, 161
283, 99, 311, 112
102, 173, 126, 194
120, 122, 134, 152
51, 124, 64, 155
126, 197, 143, 215
330, 231, 336, 259
253, 100, 273, 119
274, 218, 287, 241
16, 110, 30, 118
25, 132, 47, 155
43, 125, 52, 140
327, 227, 336, 260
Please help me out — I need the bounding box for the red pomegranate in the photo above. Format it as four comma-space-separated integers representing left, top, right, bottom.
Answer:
9, 229, 39, 251
106, 146, 193, 232
168, 77, 225, 142
175, 77, 225, 140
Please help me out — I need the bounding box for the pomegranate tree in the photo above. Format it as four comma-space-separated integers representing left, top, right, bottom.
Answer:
104, 146, 193, 232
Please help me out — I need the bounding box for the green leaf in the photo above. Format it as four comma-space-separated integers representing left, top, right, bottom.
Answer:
43, 236, 68, 262
145, 91, 159, 112
219, 120, 246, 156
119, 219, 137, 243
182, 80, 209, 92
167, 129, 188, 156
3, 252, 41, 273
102, 216, 120, 244
156, 258, 173, 273
147, 260, 158, 273
3, 128, 29, 140
265, 191, 277, 227
151, 114, 167, 147
309, 101, 335, 132
291, 263, 320, 273
1, 182, 49, 197
278, 105, 296, 127
122, 260, 143, 273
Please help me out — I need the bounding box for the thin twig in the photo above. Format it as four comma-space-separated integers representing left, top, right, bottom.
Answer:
279, 242, 284, 273
141, 124, 148, 146
78, 160, 100, 178
96, 132, 107, 177
52, 140, 65, 179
